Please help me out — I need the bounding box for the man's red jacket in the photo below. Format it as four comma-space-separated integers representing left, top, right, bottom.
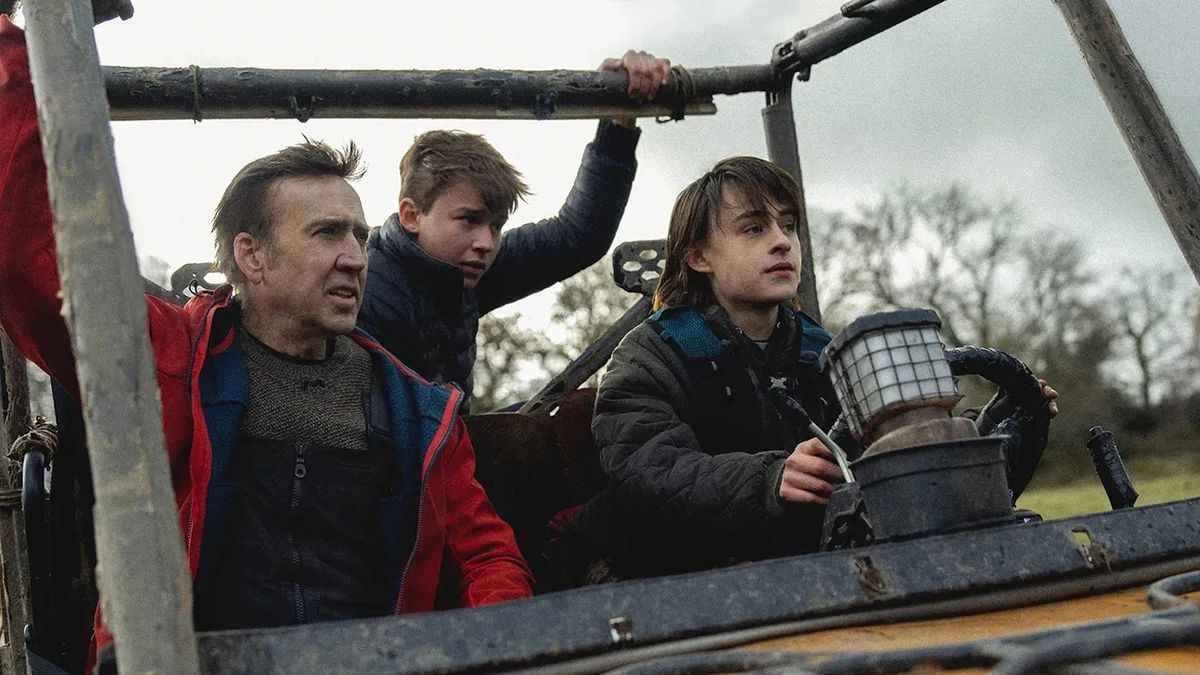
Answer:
0, 15, 532, 659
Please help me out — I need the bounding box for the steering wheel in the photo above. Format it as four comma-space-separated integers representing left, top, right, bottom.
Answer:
944, 346, 1053, 500
825, 346, 1052, 501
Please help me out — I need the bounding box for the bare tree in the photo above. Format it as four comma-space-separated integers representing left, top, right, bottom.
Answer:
1010, 232, 1098, 371
808, 207, 865, 331
833, 184, 1018, 347
1110, 267, 1191, 411
473, 313, 553, 412
541, 258, 639, 387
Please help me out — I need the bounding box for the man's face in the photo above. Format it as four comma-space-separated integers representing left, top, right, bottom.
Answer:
686, 186, 801, 311
399, 179, 505, 289
243, 175, 369, 341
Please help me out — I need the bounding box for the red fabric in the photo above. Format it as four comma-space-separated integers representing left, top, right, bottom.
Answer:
0, 18, 531, 669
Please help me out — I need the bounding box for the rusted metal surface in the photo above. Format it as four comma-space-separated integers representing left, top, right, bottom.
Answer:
22, 0, 199, 672
195, 498, 1200, 673
629, 590, 1200, 674
1054, 0, 1200, 287
102, 66, 727, 122
746, 585, 1173, 650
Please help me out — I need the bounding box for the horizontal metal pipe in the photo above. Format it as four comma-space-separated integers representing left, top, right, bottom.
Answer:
773, 0, 950, 76
101, 0, 949, 123
102, 65, 753, 122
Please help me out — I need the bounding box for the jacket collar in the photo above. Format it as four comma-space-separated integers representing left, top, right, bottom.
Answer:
375, 213, 466, 288
704, 303, 799, 368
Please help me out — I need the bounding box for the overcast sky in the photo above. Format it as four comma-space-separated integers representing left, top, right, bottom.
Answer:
75, 0, 1200, 323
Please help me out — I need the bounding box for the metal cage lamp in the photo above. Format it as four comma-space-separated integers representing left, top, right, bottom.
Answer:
819, 308, 1013, 541
820, 309, 961, 446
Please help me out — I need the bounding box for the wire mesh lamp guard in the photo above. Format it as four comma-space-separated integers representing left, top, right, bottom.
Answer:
820, 309, 960, 442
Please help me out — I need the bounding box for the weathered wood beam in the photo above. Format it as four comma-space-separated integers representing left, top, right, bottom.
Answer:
1054, 0, 1200, 286
23, 0, 199, 672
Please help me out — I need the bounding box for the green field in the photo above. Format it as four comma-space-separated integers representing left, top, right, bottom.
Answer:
1017, 473, 1200, 520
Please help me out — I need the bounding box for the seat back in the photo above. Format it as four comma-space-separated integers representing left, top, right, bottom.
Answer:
463, 388, 604, 586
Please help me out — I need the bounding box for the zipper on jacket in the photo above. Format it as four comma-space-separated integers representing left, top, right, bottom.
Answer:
290, 442, 307, 623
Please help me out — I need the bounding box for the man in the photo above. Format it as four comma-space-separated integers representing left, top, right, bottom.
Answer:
358, 51, 671, 408
0, 15, 531, 666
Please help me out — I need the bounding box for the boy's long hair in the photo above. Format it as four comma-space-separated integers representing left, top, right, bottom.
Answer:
399, 130, 530, 218
653, 156, 803, 311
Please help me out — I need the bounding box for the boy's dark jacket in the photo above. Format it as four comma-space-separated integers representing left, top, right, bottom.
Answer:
0, 17, 532, 664
581, 303, 841, 577
358, 121, 639, 407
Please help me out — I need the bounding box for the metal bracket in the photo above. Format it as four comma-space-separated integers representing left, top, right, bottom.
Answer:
170, 262, 222, 297
611, 239, 665, 296
91, 0, 133, 24
770, 30, 813, 83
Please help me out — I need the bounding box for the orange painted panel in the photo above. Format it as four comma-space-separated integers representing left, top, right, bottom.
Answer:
739, 586, 1200, 672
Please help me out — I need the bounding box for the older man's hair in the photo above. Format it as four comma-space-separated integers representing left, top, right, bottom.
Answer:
212, 139, 364, 289
398, 130, 530, 220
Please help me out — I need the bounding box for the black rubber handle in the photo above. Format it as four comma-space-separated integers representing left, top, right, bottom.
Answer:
1087, 426, 1138, 509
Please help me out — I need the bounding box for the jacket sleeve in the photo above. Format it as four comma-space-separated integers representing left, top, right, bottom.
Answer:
0, 18, 81, 398
440, 418, 535, 606
591, 326, 792, 540
474, 120, 639, 315
0, 19, 191, 403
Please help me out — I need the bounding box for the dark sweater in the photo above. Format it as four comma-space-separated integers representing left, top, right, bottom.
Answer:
357, 120, 640, 408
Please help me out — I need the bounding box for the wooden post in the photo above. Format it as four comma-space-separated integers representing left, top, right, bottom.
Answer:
1053, 0, 1200, 286
22, 0, 200, 672
763, 81, 822, 321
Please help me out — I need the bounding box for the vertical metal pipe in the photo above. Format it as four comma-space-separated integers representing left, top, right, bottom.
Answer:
1053, 0, 1200, 287
762, 81, 822, 321
21, 0, 199, 672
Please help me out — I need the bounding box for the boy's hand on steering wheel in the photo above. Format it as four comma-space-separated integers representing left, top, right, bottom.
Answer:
779, 438, 843, 505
